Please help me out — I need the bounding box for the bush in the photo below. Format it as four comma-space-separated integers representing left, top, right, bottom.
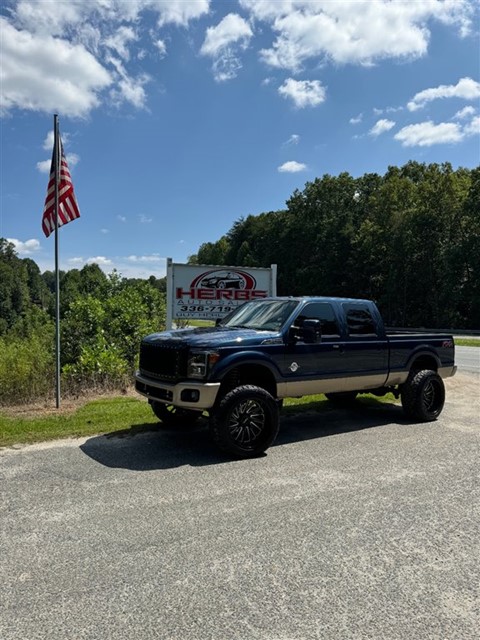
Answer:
0, 334, 55, 405
62, 337, 131, 395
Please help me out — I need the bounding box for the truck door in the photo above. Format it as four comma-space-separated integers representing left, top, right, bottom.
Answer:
339, 302, 389, 390
283, 301, 348, 396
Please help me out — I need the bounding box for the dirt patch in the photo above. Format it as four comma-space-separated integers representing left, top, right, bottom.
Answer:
445, 371, 480, 403
0, 387, 140, 419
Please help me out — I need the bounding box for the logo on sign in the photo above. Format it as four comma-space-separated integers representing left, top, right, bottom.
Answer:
192, 269, 256, 290
176, 269, 267, 301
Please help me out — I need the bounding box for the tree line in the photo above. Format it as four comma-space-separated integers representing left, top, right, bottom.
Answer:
189, 161, 480, 329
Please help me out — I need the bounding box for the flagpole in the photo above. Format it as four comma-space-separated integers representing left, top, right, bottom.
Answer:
54, 114, 61, 409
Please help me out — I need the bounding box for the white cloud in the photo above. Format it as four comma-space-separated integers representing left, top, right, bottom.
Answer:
452, 105, 476, 120
200, 14, 253, 82
283, 133, 300, 145
68, 257, 84, 265
1, 17, 112, 118
154, 0, 211, 28
117, 215, 127, 223
369, 119, 396, 137
6, 238, 41, 255
86, 256, 112, 265
350, 113, 363, 125
2, 1, 210, 117
36, 159, 52, 174
42, 131, 54, 150
127, 254, 164, 263
139, 214, 153, 223
107, 56, 150, 109
241, 0, 474, 71
36, 151, 79, 174
201, 14, 253, 56
14, 1, 210, 34
67, 153, 80, 167
407, 77, 480, 111
154, 39, 167, 58
394, 121, 464, 146
395, 114, 480, 146
463, 115, 480, 136
278, 160, 307, 173
101, 229, 109, 234
104, 26, 137, 61
42, 130, 71, 151
278, 78, 326, 108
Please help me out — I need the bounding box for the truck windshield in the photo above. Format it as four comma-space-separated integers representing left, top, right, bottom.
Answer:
220, 300, 299, 331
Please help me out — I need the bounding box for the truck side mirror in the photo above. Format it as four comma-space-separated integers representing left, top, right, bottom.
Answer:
302, 319, 322, 344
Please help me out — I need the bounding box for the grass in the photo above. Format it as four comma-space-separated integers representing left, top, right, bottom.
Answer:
0, 396, 154, 448
0, 392, 398, 448
454, 338, 480, 347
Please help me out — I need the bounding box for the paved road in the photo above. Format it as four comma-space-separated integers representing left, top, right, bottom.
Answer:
1, 374, 479, 640
456, 346, 480, 374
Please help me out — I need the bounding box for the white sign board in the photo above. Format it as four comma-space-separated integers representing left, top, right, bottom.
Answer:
166, 260, 277, 328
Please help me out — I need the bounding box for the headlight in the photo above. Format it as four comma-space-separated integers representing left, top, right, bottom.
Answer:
187, 351, 220, 379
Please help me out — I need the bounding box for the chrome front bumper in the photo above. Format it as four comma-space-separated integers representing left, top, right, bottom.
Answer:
135, 372, 221, 410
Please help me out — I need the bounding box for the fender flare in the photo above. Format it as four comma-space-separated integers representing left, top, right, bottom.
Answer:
406, 347, 441, 373
212, 351, 282, 382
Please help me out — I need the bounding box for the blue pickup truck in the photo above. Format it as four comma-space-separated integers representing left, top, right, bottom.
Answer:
135, 297, 456, 457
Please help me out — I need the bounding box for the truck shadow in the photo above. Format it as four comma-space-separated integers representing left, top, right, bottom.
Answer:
80, 399, 410, 471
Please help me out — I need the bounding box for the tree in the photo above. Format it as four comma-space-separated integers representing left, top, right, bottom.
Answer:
0, 238, 30, 334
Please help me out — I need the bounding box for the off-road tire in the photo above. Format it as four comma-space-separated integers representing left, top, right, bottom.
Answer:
150, 401, 201, 427
209, 385, 279, 457
401, 369, 445, 421
325, 391, 358, 405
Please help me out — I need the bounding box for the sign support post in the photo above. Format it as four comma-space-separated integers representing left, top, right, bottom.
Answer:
166, 257, 174, 330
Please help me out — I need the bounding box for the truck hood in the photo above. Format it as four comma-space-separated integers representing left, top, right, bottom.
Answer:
142, 326, 283, 348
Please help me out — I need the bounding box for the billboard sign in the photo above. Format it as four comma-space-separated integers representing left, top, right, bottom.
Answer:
166, 261, 277, 326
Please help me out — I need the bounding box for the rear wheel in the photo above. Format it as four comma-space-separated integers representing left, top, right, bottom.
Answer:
401, 370, 445, 421
209, 385, 279, 457
150, 401, 202, 427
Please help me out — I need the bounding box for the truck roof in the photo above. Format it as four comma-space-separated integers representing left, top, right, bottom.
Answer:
261, 296, 374, 304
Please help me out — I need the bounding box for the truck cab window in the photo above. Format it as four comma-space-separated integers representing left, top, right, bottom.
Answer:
343, 304, 377, 336
293, 303, 340, 338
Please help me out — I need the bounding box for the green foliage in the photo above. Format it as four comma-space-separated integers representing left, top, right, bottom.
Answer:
0, 245, 167, 404
0, 396, 154, 447
60, 280, 166, 388
0, 239, 30, 333
102, 281, 166, 366
62, 338, 129, 389
0, 331, 55, 405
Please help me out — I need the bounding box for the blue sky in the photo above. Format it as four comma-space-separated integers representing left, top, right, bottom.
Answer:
1, 0, 479, 279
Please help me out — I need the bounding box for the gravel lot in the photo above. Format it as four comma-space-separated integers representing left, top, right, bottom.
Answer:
1, 372, 479, 640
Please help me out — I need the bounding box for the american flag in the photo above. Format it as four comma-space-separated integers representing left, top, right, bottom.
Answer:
42, 140, 80, 238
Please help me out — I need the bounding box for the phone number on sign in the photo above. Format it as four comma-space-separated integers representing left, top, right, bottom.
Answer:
177, 305, 236, 314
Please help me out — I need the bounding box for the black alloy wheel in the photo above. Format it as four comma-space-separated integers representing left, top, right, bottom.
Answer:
401, 369, 445, 421
209, 385, 279, 457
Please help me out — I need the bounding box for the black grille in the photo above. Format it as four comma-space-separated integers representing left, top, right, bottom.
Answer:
139, 342, 188, 381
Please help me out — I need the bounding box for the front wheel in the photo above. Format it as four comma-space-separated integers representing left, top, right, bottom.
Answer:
401, 370, 445, 421
209, 385, 279, 457
150, 401, 202, 427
